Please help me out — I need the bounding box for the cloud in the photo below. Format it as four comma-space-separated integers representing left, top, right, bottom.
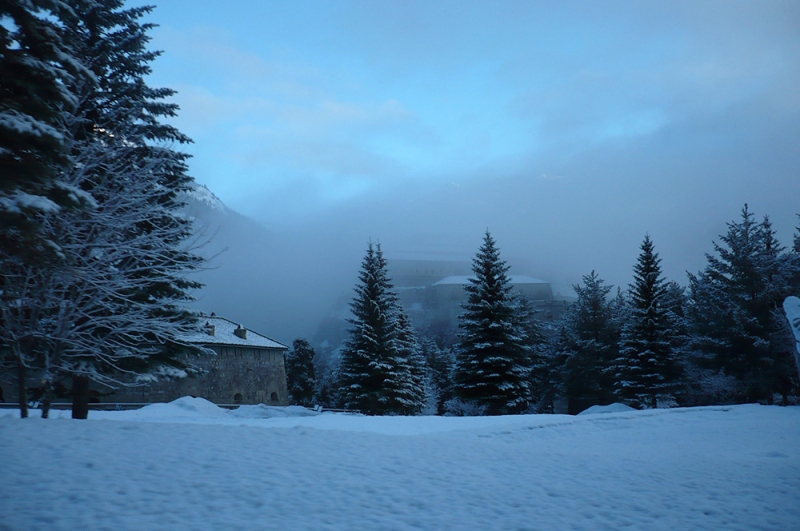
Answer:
139, 0, 799, 300
144, 24, 440, 219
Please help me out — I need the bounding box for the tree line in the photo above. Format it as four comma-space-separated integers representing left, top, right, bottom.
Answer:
287, 208, 800, 415
1, 1, 203, 418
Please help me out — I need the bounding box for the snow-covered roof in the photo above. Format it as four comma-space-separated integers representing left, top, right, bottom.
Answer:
179, 316, 287, 350
433, 275, 549, 286
386, 253, 472, 263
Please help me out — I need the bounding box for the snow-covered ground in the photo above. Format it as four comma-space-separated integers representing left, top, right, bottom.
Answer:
1, 400, 798, 531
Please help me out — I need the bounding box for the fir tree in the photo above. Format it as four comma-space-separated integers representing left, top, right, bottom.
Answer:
0, 0, 94, 418
795, 217, 800, 255
614, 235, 682, 408
513, 293, 548, 409
387, 310, 426, 415
57, 0, 203, 418
286, 339, 316, 407
550, 271, 620, 410
0, 1, 204, 419
313, 368, 339, 410
338, 243, 423, 415
0, 0, 91, 263
783, 215, 800, 294
453, 231, 531, 415
687, 206, 797, 402
421, 337, 455, 415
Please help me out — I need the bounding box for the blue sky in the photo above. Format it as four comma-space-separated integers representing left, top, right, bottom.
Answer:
133, 0, 800, 292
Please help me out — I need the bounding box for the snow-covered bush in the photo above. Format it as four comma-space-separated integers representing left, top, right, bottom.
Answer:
444, 398, 488, 417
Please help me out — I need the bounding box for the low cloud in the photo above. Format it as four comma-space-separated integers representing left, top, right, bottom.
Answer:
136, 0, 799, 342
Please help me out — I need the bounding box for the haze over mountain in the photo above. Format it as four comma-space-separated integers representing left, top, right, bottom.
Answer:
184, 170, 798, 350
162, 0, 800, 346
183, 184, 363, 345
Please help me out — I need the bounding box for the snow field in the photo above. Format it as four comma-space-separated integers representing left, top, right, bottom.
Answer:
1, 401, 798, 531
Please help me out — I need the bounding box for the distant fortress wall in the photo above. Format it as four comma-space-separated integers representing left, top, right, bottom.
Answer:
387, 257, 473, 288
385, 257, 566, 334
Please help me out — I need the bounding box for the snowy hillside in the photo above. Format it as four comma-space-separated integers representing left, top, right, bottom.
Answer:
1, 401, 798, 530
183, 183, 228, 213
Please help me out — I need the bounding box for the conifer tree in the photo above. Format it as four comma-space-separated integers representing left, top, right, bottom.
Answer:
784, 215, 800, 294
59, 1, 203, 418
614, 235, 682, 408
795, 218, 800, 255
313, 368, 339, 410
687, 206, 796, 402
0, 0, 91, 262
514, 294, 548, 409
0, 1, 204, 419
387, 310, 426, 415
421, 337, 455, 415
338, 243, 424, 415
0, 0, 95, 418
286, 339, 316, 407
453, 231, 531, 415
550, 271, 620, 410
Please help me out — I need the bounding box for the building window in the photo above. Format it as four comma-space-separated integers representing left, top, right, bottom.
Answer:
234, 393, 243, 404
269, 392, 278, 403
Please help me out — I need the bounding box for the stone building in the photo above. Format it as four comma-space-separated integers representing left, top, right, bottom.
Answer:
115, 315, 289, 405
426, 275, 556, 326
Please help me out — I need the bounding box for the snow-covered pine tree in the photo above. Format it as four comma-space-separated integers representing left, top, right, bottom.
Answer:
684, 266, 743, 403
0, 1, 205, 419
313, 366, 339, 409
513, 293, 548, 410
687, 205, 796, 403
549, 271, 620, 411
0, 0, 96, 418
56, 1, 204, 418
614, 235, 682, 408
0, 0, 91, 262
286, 339, 316, 407
338, 242, 421, 415
421, 337, 455, 415
389, 309, 426, 415
338, 243, 396, 414
452, 231, 531, 415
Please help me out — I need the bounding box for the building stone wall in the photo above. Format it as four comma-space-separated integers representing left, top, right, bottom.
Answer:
387, 258, 472, 288
113, 344, 288, 405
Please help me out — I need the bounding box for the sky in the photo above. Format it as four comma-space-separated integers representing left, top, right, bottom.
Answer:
132, 0, 799, 302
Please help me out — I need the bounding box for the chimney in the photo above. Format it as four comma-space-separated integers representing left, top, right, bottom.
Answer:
205, 322, 215, 336
234, 325, 247, 340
